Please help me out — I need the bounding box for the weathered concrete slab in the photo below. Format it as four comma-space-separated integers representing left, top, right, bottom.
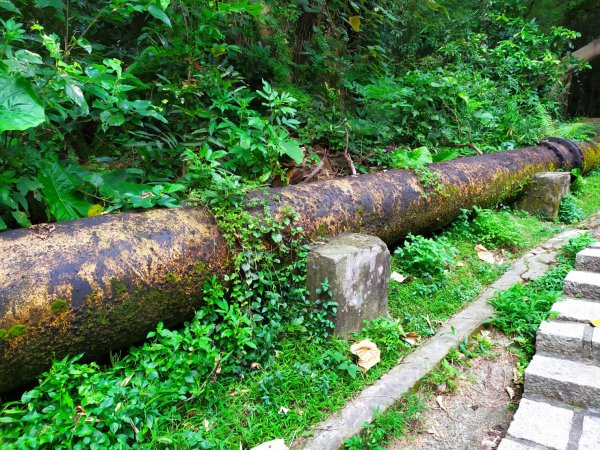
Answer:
306, 233, 390, 337
563, 271, 600, 301
537, 321, 585, 356
521, 252, 558, 281
552, 299, 600, 323
525, 355, 600, 409
579, 416, 600, 449
505, 398, 573, 450
576, 248, 600, 273
516, 172, 571, 219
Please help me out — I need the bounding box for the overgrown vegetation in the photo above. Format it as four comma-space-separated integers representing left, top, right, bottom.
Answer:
5, 173, 600, 447
0, 0, 591, 229
3, 0, 600, 447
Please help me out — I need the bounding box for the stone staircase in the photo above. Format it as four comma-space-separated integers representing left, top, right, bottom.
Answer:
499, 246, 600, 450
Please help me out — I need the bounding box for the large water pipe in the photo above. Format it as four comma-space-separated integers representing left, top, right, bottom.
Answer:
1, 137, 600, 392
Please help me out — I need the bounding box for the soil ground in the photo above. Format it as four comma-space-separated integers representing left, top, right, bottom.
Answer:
390, 330, 520, 450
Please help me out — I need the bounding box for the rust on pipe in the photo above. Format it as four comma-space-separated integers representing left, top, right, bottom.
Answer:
1, 138, 600, 392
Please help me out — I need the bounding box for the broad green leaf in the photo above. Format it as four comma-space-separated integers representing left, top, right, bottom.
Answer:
39, 162, 92, 222
432, 150, 459, 163
76, 37, 92, 54
349, 16, 361, 32
0, 216, 7, 231
391, 146, 433, 169
0, 75, 46, 133
280, 140, 304, 163
148, 4, 171, 27
14, 49, 43, 65
0, 0, 20, 14
0, 185, 17, 209
65, 83, 89, 115
34, 0, 65, 10
11, 210, 31, 228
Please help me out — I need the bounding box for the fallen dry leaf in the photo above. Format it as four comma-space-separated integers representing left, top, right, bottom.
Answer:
475, 244, 497, 264
278, 406, 289, 415
402, 331, 421, 346
251, 439, 289, 450
435, 395, 449, 414
505, 386, 515, 400
391, 271, 407, 283
350, 339, 381, 371
456, 261, 465, 267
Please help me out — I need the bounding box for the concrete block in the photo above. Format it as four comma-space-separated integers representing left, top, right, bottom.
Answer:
576, 248, 600, 273
592, 327, 600, 361
516, 172, 571, 219
551, 299, 600, 323
536, 320, 585, 356
590, 242, 600, 249
563, 271, 600, 301
524, 355, 600, 409
579, 416, 600, 450
306, 233, 390, 337
506, 398, 573, 450
497, 438, 536, 450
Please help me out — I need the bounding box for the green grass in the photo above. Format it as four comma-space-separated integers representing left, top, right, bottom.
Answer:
574, 170, 600, 216
389, 212, 562, 338
2, 173, 600, 448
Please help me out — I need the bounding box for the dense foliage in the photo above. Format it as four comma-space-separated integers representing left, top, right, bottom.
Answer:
1, 2, 599, 447
0, 0, 589, 229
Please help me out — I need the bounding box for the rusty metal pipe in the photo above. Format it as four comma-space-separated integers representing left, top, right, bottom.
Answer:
1, 138, 600, 392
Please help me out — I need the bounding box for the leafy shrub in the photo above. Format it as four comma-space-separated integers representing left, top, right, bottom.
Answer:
561, 232, 596, 261
394, 233, 458, 278
487, 284, 559, 359
452, 207, 526, 249
558, 194, 585, 224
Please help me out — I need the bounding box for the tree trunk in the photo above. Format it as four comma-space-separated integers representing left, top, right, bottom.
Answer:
572, 36, 600, 63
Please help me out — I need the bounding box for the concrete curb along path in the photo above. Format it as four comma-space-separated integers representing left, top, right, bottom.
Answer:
297, 214, 600, 450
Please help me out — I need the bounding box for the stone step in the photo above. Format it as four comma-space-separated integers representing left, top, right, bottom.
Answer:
551, 298, 600, 323
502, 398, 574, 450
537, 320, 600, 361
563, 271, 600, 301
590, 241, 600, 249
524, 355, 600, 409
577, 248, 600, 273
536, 320, 586, 357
